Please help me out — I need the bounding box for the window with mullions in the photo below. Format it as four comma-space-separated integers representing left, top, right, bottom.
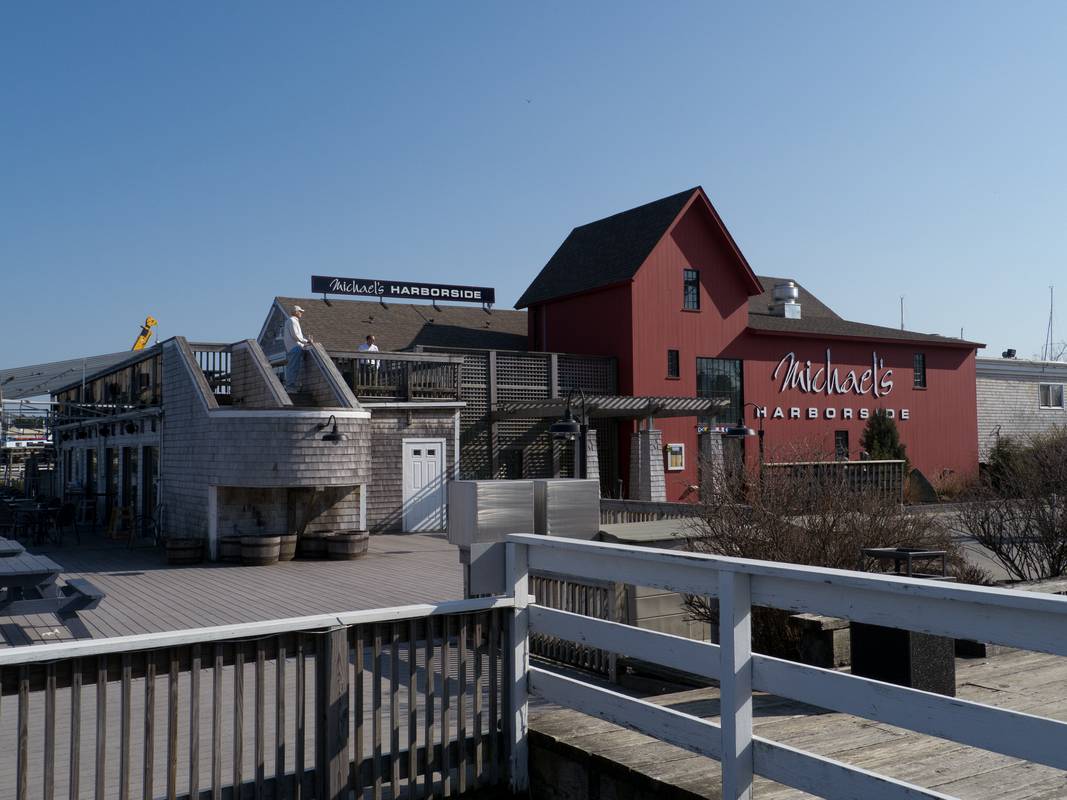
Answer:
683, 268, 700, 310
1040, 383, 1065, 409
667, 349, 680, 379
696, 358, 743, 424
913, 353, 927, 388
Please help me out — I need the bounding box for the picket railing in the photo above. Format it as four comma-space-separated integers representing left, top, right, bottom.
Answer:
507, 533, 1067, 800
0, 596, 520, 800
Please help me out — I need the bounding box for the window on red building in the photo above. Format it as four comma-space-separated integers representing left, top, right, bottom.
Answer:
667, 349, 680, 378
683, 268, 700, 310
835, 430, 849, 461
913, 353, 927, 388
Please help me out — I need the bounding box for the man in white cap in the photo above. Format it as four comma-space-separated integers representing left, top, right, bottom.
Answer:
283, 305, 313, 391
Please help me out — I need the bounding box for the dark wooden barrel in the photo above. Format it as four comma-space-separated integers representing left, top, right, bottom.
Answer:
327, 530, 370, 560
298, 531, 333, 559
242, 535, 281, 566
219, 536, 243, 563
278, 533, 298, 562
166, 537, 203, 565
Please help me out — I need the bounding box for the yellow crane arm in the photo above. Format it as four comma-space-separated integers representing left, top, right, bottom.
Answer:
132, 316, 157, 351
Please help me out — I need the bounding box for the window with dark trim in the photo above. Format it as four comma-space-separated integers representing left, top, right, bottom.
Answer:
834, 430, 849, 461
667, 349, 680, 379
913, 353, 927, 388
696, 358, 743, 423
683, 268, 700, 310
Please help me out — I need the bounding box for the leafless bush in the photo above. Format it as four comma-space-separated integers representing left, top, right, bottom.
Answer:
957, 429, 1067, 582
682, 450, 971, 658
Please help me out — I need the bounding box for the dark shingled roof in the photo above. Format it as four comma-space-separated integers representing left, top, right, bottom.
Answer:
749, 275, 841, 320
515, 188, 698, 308
747, 276, 979, 346
272, 297, 529, 354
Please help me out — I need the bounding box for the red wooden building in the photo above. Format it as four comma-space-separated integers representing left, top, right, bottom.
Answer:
517, 187, 981, 500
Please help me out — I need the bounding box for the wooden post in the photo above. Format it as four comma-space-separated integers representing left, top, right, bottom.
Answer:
505, 542, 530, 793
719, 571, 753, 799
315, 626, 350, 800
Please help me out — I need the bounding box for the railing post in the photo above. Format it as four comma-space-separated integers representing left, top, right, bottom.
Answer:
315, 626, 350, 800
719, 570, 753, 799
505, 541, 530, 793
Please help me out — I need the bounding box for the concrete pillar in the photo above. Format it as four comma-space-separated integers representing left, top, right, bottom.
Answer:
628, 428, 665, 502
584, 428, 599, 484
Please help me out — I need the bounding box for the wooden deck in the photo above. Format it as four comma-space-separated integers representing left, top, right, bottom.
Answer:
2, 533, 464, 645
530, 648, 1067, 799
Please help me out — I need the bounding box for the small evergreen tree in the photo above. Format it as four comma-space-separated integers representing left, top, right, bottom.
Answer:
860, 410, 907, 463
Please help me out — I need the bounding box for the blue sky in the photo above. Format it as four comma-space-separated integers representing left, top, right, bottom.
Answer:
3, 2, 1067, 367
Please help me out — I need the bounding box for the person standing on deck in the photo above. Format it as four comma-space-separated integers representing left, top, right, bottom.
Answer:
356, 333, 380, 386
283, 305, 313, 391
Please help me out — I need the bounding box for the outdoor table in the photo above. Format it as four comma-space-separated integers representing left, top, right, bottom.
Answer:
0, 536, 103, 646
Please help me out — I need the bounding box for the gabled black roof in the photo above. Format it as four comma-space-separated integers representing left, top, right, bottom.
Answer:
515, 188, 698, 308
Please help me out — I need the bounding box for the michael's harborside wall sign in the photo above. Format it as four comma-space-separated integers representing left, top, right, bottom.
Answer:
312, 275, 496, 304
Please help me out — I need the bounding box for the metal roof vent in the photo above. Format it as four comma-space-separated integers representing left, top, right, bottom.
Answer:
771, 281, 801, 319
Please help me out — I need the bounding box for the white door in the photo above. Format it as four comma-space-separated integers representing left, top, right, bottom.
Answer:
403, 439, 446, 532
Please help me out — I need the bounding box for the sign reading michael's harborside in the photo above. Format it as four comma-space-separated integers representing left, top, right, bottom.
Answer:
312, 275, 495, 304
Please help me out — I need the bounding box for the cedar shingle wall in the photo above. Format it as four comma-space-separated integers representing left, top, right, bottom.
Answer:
977, 375, 1067, 460
365, 407, 457, 533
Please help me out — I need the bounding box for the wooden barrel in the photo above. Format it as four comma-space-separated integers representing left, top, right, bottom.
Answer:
219, 536, 243, 563
327, 530, 370, 560
278, 533, 298, 561
242, 535, 280, 566
166, 537, 204, 565
298, 531, 333, 559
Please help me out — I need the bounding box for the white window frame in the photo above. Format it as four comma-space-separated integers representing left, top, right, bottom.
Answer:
1039, 383, 1065, 410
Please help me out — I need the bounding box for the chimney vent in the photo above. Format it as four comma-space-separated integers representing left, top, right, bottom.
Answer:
771, 281, 802, 319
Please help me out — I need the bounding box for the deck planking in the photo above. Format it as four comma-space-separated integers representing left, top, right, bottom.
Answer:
1, 532, 464, 645
529, 648, 1067, 799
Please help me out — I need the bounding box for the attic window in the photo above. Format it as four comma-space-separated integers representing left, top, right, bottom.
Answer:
683, 269, 700, 310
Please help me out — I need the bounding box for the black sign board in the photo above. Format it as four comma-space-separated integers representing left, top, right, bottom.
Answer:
312, 275, 495, 304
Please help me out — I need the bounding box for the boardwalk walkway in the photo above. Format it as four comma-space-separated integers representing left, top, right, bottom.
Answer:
1, 532, 464, 644
530, 648, 1067, 799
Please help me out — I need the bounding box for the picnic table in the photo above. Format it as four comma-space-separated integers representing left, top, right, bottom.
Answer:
0, 536, 103, 646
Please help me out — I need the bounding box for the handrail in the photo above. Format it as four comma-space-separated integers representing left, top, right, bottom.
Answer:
0, 595, 513, 667
508, 533, 1067, 799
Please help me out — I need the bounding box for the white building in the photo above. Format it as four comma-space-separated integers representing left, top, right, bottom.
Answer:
976, 356, 1067, 461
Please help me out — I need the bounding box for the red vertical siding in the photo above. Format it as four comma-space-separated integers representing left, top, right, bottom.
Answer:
627, 201, 754, 498
732, 335, 979, 480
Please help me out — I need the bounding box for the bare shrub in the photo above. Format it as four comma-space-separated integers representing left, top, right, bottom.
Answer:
957, 429, 1067, 581
683, 451, 970, 658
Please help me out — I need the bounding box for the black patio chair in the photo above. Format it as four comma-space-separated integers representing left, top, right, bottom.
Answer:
54, 503, 79, 545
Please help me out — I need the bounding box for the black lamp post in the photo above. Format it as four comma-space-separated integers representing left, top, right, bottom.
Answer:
550, 389, 589, 479
740, 401, 766, 466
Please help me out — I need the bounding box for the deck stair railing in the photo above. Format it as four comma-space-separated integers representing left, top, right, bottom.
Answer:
0, 596, 519, 800
506, 533, 1067, 800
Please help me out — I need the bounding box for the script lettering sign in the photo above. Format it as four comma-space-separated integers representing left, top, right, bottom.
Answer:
312, 275, 495, 304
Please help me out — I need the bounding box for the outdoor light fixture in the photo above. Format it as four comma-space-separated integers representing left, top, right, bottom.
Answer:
317, 414, 346, 443
549, 407, 580, 440
550, 389, 590, 479
720, 423, 757, 438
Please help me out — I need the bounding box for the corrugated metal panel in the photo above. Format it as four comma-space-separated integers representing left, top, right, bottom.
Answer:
1, 351, 135, 399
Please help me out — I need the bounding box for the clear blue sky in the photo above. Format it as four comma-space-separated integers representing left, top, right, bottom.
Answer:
3, 2, 1067, 367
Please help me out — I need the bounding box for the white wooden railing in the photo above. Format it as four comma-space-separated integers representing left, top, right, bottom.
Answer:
0, 596, 522, 800
505, 533, 1067, 800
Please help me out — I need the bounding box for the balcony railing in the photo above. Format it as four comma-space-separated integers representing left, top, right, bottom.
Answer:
0, 596, 518, 799
505, 533, 1067, 799
331, 352, 463, 403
